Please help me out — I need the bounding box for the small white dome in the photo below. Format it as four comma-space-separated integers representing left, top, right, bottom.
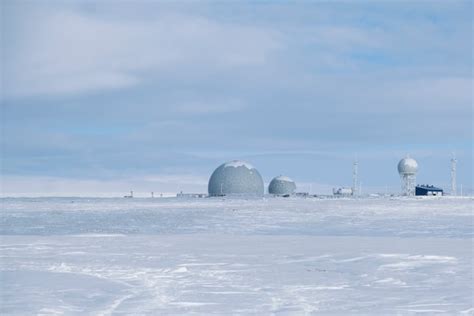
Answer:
273, 176, 293, 182
269, 175, 296, 195
398, 157, 418, 174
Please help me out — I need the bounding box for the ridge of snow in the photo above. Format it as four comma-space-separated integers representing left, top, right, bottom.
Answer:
274, 176, 294, 182
223, 160, 255, 169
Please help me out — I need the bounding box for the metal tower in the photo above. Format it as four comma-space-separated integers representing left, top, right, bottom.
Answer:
400, 173, 416, 196
352, 159, 358, 196
451, 153, 457, 196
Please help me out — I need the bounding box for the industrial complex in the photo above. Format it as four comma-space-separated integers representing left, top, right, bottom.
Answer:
125, 155, 460, 199
203, 155, 454, 198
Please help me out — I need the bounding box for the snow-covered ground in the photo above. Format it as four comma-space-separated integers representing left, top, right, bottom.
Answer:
1, 197, 473, 314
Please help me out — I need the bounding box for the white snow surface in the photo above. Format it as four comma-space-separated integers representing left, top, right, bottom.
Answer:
1, 197, 473, 315
223, 160, 255, 169
274, 176, 294, 182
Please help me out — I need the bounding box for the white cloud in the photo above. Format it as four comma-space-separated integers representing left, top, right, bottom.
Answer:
3, 6, 280, 98
392, 77, 473, 109
7, 71, 139, 98
311, 26, 381, 50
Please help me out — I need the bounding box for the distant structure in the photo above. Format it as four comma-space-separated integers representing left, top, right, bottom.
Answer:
124, 190, 133, 198
177, 192, 207, 198
416, 185, 443, 196
352, 159, 358, 196
208, 160, 264, 197
398, 156, 418, 196
451, 153, 457, 196
268, 176, 296, 196
151, 192, 154, 198
332, 159, 358, 198
333, 187, 353, 197
294, 192, 309, 198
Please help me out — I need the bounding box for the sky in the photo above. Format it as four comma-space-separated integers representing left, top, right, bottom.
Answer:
1, 0, 472, 196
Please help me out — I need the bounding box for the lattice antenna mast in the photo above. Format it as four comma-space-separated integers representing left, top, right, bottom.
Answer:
451, 153, 457, 196
352, 158, 358, 196
401, 173, 416, 196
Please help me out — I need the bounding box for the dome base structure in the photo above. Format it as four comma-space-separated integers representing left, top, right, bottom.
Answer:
400, 173, 416, 196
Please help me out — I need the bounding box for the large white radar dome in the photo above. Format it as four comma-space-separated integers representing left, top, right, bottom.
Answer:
398, 157, 418, 174
208, 160, 264, 196
268, 176, 296, 195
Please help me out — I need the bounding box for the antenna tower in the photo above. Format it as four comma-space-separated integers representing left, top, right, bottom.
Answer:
451, 153, 457, 196
352, 159, 358, 196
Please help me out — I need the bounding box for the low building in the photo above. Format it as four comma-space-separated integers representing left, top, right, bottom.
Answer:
333, 187, 353, 197
295, 192, 309, 198
415, 185, 443, 196
177, 192, 207, 198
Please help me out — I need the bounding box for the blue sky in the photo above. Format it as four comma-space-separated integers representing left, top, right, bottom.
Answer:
1, 0, 472, 196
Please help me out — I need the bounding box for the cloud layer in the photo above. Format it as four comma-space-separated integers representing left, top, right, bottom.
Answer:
3, 4, 279, 98
1, 1, 472, 196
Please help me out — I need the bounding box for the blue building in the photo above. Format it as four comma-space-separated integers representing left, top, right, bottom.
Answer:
415, 185, 443, 196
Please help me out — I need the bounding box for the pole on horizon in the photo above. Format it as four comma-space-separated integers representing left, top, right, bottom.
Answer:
451, 153, 457, 196
352, 157, 358, 197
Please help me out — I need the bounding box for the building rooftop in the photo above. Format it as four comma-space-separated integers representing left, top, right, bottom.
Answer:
416, 184, 443, 191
